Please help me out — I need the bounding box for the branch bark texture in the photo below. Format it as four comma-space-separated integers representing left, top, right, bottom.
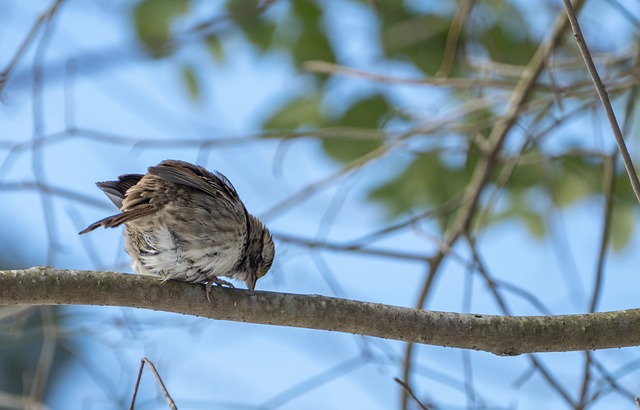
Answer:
1, 267, 638, 356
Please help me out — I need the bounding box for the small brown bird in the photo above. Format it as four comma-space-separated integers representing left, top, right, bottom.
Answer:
79, 160, 275, 297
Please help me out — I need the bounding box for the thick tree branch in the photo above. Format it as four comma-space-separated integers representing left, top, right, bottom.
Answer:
1, 267, 639, 356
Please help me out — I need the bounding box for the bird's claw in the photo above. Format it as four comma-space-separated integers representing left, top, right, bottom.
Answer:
205, 277, 235, 302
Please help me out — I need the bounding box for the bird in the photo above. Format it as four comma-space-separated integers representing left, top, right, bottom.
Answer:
79, 159, 275, 299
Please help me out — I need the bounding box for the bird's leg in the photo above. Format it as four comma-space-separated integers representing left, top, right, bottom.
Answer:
205, 276, 235, 302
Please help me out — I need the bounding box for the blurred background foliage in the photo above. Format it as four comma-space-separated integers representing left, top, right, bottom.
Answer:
130, 0, 636, 248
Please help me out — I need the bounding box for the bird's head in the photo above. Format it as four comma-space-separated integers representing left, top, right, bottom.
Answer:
243, 216, 275, 290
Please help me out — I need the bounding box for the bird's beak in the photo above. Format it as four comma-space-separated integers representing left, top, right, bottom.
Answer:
244, 274, 257, 291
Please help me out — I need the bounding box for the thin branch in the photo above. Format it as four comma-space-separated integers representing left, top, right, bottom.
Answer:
129, 361, 144, 410
32, 0, 61, 267
273, 232, 429, 262
577, 351, 593, 409
589, 154, 616, 313
304, 60, 526, 90
435, 0, 476, 77
346, 194, 463, 247
26, 307, 57, 410
0, 392, 50, 410
0, 0, 64, 95
530, 356, 577, 408
402, 253, 445, 410
261, 356, 366, 409
60, 341, 124, 407
394, 378, 431, 410
586, 369, 638, 408
0, 181, 113, 210
129, 358, 177, 410
562, 0, 640, 205
261, 142, 392, 220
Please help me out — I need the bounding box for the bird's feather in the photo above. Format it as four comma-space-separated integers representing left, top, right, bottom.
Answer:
96, 174, 143, 208
148, 160, 240, 202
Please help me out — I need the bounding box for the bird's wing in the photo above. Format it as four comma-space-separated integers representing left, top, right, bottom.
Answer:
147, 159, 241, 203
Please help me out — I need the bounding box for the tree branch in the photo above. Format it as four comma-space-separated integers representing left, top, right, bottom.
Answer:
1, 267, 640, 356
562, 0, 640, 205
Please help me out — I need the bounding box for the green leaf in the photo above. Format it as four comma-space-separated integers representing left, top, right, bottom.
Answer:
263, 94, 325, 130
550, 155, 601, 207
614, 169, 638, 204
380, 12, 451, 75
477, 205, 546, 238
293, 26, 335, 67
521, 210, 546, 238
181, 64, 200, 101
611, 204, 635, 251
289, 1, 335, 67
337, 94, 391, 128
205, 35, 224, 61
244, 20, 276, 53
552, 171, 593, 207
226, 0, 275, 53
480, 23, 537, 65
292, 0, 322, 23
133, 0, 189, 57
473, 2, 537, 66
226, 0, 260, 20
321, 95, 390, 163
321, 137, 382, 164
249, 22, 276, 52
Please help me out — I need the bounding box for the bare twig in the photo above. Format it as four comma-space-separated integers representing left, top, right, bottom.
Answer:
261, 143, 392, 220
129, 360, 144, 410
346, 194, 463, 247
0, 0, 64, 95
26, 307, 57, 410
394, 378, 430, 410
60, 341, 124, 407
129, 358, 177, 410
304, 60, 523, 90
435, 0, 476, 77
562, 0, 640, 205
261, 356, 366, 409
273, 232, 429, 262
530, 356, 577, 407
0, 181, 112, 210
31, 0, 61, 267
589, 154, 616, 313
401, 253, 446, 410
583, 354, 637, 404
577, 351, 593, 409
0, 392, 50, 410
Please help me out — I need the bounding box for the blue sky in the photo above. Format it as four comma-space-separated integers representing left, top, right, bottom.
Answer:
3, 1, 640, 409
